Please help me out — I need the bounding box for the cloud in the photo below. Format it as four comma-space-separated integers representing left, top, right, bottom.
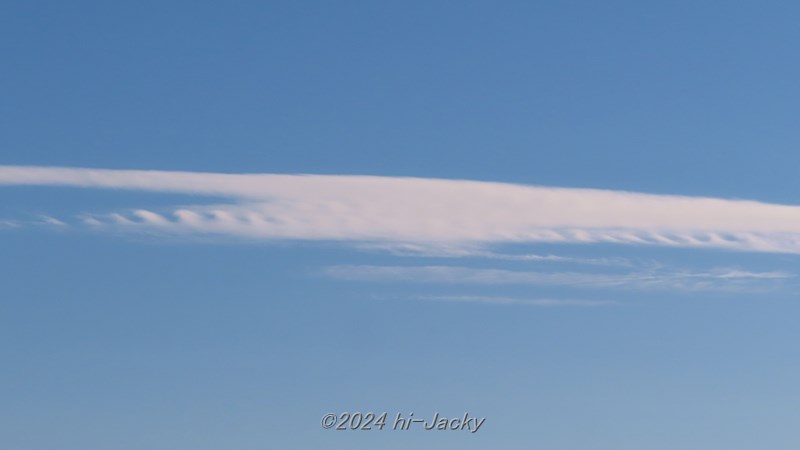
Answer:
39, 216, 67, 226
409, 295, 615, 307
0, 217, 66, 228
356, 242, 635, 266
3, 165, 800, 254
0, 219, 20, 228
325, 265, 795, 292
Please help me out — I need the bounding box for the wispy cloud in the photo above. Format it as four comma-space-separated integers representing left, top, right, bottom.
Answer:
0, 216, 68, 228
3, 165, 800, 254
0, 219, 20, 228
357, 242, 635, 267
326, 265, 795, 292
410, 295, 615, 307
39, 216, 67, 227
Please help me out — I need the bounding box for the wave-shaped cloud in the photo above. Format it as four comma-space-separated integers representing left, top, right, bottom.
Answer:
2, 165, 800, 254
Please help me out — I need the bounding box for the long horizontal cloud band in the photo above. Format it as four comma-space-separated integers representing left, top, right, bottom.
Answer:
2, 165, 800, 253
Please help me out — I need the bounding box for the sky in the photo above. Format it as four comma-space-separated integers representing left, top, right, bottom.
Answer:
2, 1, 800, 449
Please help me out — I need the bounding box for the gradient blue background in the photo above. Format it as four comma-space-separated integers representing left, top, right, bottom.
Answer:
2, 1, 800, 449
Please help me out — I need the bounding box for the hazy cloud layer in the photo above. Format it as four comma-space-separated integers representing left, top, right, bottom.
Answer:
3, 165, 800, 254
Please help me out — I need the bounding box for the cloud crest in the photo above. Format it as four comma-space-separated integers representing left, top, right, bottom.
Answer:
3, 165, 800, 253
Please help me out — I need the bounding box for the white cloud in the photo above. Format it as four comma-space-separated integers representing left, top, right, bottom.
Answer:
39, 216, 67, 226
409, 295, 615, 307
3, 165, 800, 254
325, 265, 794, 292
356, 242, 635, 266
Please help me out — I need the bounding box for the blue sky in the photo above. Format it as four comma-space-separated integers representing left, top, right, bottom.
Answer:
2, 1, 800, 449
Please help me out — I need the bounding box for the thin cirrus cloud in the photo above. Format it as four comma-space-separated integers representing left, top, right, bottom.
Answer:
326, 265, 795, 293
355, 242, 637, 267
409, 295, 615, 307
3, 165, 800, 254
